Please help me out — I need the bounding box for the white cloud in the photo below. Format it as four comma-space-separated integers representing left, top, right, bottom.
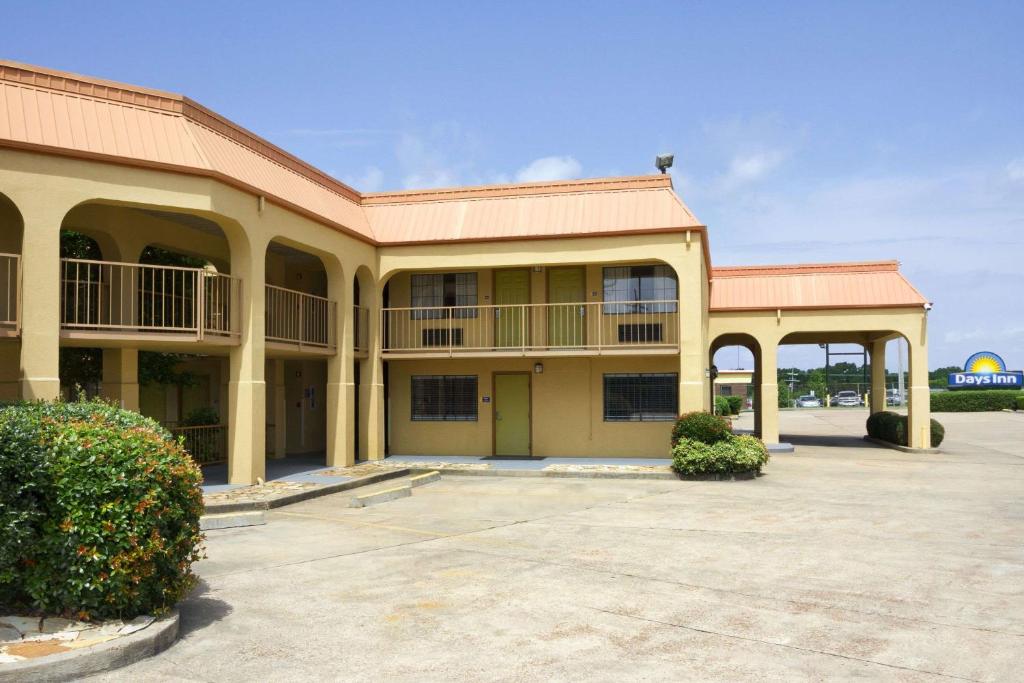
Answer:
711, 150, 787, 194
515, 156, 582, 183
343, 166, 384, 192
1007, 158, 1024, 182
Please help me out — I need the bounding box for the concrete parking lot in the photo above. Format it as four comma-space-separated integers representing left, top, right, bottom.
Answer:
93, 409, 1024, 681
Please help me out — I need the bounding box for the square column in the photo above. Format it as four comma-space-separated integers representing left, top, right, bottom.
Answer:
759, 342, 780, 444
227, 241, 266, 485
270, 359, 287, 458
19, 204, 64, 400
907, 334, 932, 449
101, 348, 139, 411
869, 340, 887, 414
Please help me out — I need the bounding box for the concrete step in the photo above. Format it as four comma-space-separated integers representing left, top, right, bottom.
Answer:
200, 510, 266, 530
345, 470, 441, 508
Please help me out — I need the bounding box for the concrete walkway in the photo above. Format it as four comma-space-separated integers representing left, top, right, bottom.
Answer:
92, 408, 1024, 681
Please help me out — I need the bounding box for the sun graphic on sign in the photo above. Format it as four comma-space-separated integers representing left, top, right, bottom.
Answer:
964, 351, 1006, 374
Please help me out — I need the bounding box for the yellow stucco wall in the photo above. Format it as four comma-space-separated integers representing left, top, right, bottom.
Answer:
388, 356, 679, 458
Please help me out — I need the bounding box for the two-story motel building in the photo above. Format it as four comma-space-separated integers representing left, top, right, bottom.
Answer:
0, 61, 933, 484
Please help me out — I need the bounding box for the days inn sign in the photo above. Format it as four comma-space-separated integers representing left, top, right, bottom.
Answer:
948, 352, 1023, 388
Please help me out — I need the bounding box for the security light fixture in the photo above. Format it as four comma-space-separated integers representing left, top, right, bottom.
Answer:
924, 302, 934, 311
655, 153, 674, 174
534, 363, 544, 374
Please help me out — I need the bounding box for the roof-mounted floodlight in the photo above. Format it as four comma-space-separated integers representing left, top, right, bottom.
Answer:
655, 153, 674, 174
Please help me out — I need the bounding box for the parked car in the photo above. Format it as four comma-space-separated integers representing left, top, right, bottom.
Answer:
886, 389, 902, 406
796, 394, 822, 408
830, 390, 862, 407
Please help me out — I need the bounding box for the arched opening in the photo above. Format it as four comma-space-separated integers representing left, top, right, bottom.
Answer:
0, 193, 24, 399
775, 331, 908, 448
263, 239, 335, 471
710, 333, 762, 437
352, 265, 375, 460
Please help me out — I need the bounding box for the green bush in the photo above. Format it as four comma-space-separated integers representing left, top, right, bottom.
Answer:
671, 411, 732, 446
671, 434, 769, 476
0, 399, 204, 620
1017, 395, 1024, 411
931, 390, 1022, 412
865, 410, 945, 448
182, 406, 220, 427
714, 395, 731, 416
725, 395, 743, 415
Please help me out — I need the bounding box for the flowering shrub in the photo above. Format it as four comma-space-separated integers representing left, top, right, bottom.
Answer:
670, 411, 733, 446
0, 399, 204, 620
671, 434, 770, 476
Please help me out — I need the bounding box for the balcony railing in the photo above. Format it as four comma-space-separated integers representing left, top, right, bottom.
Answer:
353, 305, 369, 354
171, 424, 227, 465
382, 300, 679, 355
265, 284, 337, 350
60, 259, 240, 340
0, 253, 19, 336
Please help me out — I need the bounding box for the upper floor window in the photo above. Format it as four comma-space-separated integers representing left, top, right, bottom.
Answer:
602, 265, 677, 314
410, 272, 478, 319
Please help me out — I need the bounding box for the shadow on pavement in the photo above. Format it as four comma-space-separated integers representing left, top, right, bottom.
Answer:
177, 580, 233, 638
783, 433, 882, 449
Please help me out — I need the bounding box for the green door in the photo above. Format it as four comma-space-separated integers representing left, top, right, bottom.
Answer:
547, 267, 586, 347
494, 269, 530, 348
494, 374, 530, 456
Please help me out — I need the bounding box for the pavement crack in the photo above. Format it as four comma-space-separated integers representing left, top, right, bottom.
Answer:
585, 606, 982, 682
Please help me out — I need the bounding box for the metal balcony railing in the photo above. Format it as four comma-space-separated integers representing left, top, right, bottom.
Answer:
353, 305, 369, 354
382, 300, 679, 355
60, 259, 240, 340
265, 284, 337, 350
170, 424, 227, 465
0, 253, 20, 336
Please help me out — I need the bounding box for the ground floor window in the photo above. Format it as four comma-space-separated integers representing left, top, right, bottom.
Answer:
411, 375, 478, 421
603, 373, 678, 421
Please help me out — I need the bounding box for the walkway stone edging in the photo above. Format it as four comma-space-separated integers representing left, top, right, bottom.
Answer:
204, 468, 412, 514
0, 610, 178, 682
863, 436, 941, 454
398, 466, 759, 481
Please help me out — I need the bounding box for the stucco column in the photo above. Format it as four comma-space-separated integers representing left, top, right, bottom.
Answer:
101, 348, 140, 411
906, 329, 931, 449
227, 236, 267, 484
869, 340, 887, 414
759, 341, 779, 444
19, 202, 65, 400
362, 284, 385, 461
270, 359, 287, 458
669, 247, 708, 414
325, 283, 354, 467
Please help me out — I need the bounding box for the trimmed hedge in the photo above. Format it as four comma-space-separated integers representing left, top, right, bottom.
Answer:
0, 399, 204, 620
725, 395, 743, 415
714, 395, 731, 416
672, 435, 769, 476
931, 390, 1022, 412
671, 411, 732, 446
865, 410, 945, 448
1018, 395, 1024, 411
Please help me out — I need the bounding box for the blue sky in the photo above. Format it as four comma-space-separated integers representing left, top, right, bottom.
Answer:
6, 1, 1023, 371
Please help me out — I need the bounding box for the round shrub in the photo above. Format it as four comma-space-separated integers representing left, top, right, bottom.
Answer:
0, 399, 204, 620
725, 395, 744, 415
714, 395, 731, 416
930, 419, 945, 447
671, 435, 769, 476
866, 410, 945, 448
671, 411, 733, 446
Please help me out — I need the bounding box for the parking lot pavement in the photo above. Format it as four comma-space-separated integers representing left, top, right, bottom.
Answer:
91, 410, 1024, 681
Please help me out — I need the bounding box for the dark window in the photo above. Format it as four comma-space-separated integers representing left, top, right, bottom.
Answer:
617, 323, 663, 343
603, 373, 678, 422
421, 328, 464, 347
411, 375, 478, 421
411, 272, 478, 319
602, 265, 677, 314
720, 385, 732, 396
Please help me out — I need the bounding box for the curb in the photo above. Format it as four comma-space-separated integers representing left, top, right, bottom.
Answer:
403, 466, 679, 480
200, 510, 266, 530
348, 483, 412, 508
203, 468, 412, 514
0, 610, 178, 682
863, 436, 941, 454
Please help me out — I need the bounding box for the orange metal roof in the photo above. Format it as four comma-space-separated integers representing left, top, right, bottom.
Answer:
710, 260, 927, 311
0, 60, 702, 245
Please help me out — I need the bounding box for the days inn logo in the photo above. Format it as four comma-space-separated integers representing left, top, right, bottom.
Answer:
948, 351, 1023, 388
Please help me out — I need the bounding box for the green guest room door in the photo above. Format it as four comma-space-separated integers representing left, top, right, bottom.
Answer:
494, 373, 530, 456
494, 269, 530, 348
547, 267, 586, 347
